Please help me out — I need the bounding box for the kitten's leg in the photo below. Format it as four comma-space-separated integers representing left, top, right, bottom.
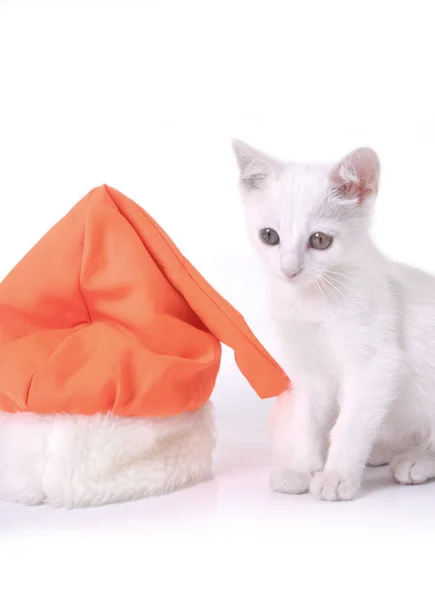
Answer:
310, 352, 399, 501
270, 378, 336, 495
391, 450, 435, 485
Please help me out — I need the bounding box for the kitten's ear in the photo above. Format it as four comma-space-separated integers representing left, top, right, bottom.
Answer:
329, 147, 380, 204
232, 139, 278, 191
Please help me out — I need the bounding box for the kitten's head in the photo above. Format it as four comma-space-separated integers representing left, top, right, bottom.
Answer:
232, 140, 380, 287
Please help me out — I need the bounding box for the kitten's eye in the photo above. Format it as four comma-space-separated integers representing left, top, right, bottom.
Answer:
309, 232, 333, 250
260, 228, 280, 246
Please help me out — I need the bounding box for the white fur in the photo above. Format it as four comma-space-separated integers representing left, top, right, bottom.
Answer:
233, 139, 435, 501
0, 403, 215, 508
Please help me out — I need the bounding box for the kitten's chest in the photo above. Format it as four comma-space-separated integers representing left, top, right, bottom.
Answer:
270, 286, 331, 324
271, 289, 346, 376
277, 317, 342, 381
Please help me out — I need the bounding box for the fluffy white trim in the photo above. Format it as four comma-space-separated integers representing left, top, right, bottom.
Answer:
0, 403, 215, 508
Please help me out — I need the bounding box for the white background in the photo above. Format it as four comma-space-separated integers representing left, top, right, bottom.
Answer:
1, 1, 435, 598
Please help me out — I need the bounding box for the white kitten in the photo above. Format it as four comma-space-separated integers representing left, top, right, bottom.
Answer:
233, 139, 435, 501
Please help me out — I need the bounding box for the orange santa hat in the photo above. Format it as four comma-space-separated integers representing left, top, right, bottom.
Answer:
0, 185, 288, 417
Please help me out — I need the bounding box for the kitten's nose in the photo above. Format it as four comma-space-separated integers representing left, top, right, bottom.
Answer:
283, 268, 302, 279
281, 254, 302, 279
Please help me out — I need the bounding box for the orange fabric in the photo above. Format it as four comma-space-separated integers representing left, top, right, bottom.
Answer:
0, 185, 288, 417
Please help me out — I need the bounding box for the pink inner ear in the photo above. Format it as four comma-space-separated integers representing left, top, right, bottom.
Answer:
337, 181, 372, 204
331, 148, 380, 204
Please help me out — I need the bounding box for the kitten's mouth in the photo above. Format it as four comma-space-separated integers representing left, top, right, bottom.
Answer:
279, 269, 303, 283
288, 269, 302, 280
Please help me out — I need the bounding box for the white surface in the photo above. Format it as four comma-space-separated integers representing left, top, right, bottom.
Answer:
1, 258, 435, 597
1, 0, 435, 597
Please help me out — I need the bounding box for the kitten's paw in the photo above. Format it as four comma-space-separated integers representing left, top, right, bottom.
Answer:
309, 471, 360, 501
270, 468, 310, 494
391, 452, 435, 485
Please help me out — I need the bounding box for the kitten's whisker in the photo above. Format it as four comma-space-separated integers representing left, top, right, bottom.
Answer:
314, 279, 328, 308
319, 275, 340, 304
324, 270, 358, 284
322, 276, 341, 297
317, 277, 334, 309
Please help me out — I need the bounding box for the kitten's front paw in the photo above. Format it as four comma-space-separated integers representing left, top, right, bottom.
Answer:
270, 468, 311, 495
309, 471, 360, 501
391, 451, 435, 485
